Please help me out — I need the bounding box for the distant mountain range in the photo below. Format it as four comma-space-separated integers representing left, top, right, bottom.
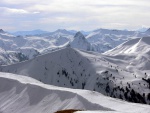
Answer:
0, 28, 150, 65
11, 29, 50, 36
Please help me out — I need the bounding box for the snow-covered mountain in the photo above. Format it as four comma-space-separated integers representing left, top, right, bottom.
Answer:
70, 32, 91, 51
0, 29, 74, 64
16, 47, 40, 59
0, 29, 92, 63
0, 30, 40, 65
86, 29, 135, 53
86, 28, 150, 53
0, 72, 150, 113
0, 27, 150, 112
12, 29, 50, 36
1, 28, 150, 65
51, 29, 74, 35
137, 27, 149, 32
104, 37, 150, 73
0, 48, 28, 65
1, 47, 150, 104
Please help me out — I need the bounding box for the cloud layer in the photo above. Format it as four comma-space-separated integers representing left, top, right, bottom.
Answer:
0, 0, 150, 31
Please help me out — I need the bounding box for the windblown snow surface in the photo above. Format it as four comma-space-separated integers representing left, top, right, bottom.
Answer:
0, 72, 150, 113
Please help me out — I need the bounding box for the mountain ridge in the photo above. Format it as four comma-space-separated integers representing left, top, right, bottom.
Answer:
1, 47, 150, 104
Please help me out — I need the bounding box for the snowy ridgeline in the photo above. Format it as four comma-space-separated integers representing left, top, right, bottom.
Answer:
0, 47, 150, 105
0, 72, 150, 113
0, 28, 150, 65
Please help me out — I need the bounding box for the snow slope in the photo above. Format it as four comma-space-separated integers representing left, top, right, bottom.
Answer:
86, 28, 150, 53
0, 72, 150, 113
104, 37, 150, 73
1, 47, 150, 104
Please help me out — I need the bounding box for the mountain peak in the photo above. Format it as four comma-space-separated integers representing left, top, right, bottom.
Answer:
70, 31, 91, 50
74, 31, 85, 39
53, 29, 73, 35
56, 29, 67, 32
54, 29, 68, 34
0, 29, 4, 33
73, 31, 87, 42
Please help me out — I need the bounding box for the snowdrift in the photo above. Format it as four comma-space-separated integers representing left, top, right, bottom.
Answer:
0, 72, 150, 113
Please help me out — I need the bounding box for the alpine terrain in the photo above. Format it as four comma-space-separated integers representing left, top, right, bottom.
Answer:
0, 28, 150, 113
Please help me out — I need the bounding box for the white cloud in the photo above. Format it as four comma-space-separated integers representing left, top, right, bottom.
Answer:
0, 0, 150, 31
0, 7, 29, 14
7, 8, 29, 14
0, 7, 41, 15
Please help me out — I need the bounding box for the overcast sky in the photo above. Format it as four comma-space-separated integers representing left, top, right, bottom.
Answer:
0, 0, 150, 32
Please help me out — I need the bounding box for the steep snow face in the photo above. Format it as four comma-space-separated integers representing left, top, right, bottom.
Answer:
1, 47, 150, 104
104, 37, 150, 73
0, 72, 150, 113
70, 32, 91, 51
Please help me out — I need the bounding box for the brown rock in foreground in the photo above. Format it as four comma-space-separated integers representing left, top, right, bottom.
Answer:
55, 109, 82, 113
